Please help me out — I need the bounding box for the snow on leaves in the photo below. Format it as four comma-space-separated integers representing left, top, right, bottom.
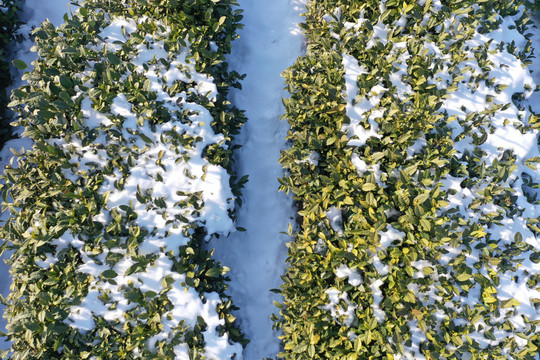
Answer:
276, 0, 540, 359
1, 1, 247, 358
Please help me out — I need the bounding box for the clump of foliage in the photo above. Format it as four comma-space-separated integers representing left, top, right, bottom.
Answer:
1, 0, 248, 358
0, 0, 21, 143
275, 0, 540, 359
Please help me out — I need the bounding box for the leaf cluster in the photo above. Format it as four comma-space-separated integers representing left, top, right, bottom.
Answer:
275, 1, 540, 359
1, 1, 248, 358
0, 0, 21, 144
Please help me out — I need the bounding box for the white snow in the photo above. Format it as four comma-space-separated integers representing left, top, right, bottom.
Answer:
325, 206, 344, 235
366, 20, 390, 49
321, 288, 357, 327
306, 151, 320, 166
369, 279, 385, 323
341, 54, 382, 147
335, 264, 362, 286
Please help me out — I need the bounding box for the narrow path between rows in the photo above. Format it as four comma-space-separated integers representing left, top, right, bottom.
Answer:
210, 0, 306, 358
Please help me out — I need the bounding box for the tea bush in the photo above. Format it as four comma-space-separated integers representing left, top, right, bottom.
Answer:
0, 0, 21, 143
1, 0, 248, 358
276, 0, 540, 359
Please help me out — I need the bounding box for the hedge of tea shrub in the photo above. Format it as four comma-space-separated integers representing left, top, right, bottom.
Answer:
275, 1, 540, 359
1, 0, 248, 358
0, 0, 21, 143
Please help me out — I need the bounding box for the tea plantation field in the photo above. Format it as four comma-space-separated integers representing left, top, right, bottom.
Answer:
1, 0, 540, 359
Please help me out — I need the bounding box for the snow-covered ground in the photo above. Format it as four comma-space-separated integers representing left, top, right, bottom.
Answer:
0, 0, 74, 351
209, 0, 305, 358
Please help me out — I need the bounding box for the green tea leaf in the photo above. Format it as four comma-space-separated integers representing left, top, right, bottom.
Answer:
12, 59, 27, 70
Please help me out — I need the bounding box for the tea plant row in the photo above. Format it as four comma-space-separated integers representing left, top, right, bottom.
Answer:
1, 0, 248, 358
276, 0, 540, 359
0, 0, 21, 144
